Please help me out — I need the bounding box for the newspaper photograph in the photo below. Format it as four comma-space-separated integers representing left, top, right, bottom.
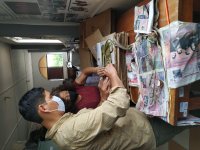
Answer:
159, 21, 200, 88
134, 0, 154, 34
126, 46, 139, 86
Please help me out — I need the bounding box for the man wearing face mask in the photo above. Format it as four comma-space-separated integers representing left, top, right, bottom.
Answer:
19, 64, 137, 150
21, 89, 78, 149
44, 96, 66, 113
22, 66, 109, 149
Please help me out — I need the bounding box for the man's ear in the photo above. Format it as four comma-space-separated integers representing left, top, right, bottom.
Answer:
38, 103, 48, 113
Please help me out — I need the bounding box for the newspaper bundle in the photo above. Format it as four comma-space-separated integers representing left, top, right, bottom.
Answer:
159, 21, 200, 88
132, 33, 169, 116
134, 0, 154, 34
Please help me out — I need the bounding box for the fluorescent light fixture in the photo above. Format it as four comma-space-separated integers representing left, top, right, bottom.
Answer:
15, 39, 62, 43
5, 37, 62, 44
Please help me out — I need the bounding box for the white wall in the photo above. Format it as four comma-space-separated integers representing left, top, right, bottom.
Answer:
0, 47, 80, 149
0, 43, 13, 92
31, 50, 81, 91
0, 43, 33, 150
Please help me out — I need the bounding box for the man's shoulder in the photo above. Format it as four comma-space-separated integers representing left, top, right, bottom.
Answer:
76, 108, 93, 114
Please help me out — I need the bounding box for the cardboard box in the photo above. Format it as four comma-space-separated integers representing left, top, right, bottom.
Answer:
79, 48, 93, 69
85, 29, 103, 60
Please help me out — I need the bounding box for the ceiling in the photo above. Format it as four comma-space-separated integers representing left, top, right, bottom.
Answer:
0, 0, 140, 50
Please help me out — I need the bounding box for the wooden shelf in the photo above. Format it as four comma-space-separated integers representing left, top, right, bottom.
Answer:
169, 85, 200, 125
117, 0, 200, 126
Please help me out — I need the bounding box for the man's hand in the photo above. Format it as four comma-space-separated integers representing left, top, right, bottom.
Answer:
102, 64, 118, 78
96, 67, 105, 77
102, 64, 124, 88
98, 77, 110, 101
75, 67, 103, 85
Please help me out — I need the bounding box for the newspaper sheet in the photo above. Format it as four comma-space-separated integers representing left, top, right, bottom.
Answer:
96, 33, 116, 67
126, 44, 139, 86
134, 0, 154, 34
159, 21, 200, 88
177, 115, 200, 126
133, 34, 169, 116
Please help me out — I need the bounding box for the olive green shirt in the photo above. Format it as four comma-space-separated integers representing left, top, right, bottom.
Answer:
46, 87, 156, 150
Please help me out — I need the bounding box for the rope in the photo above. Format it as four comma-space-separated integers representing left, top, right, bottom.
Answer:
165, 0, 170, 25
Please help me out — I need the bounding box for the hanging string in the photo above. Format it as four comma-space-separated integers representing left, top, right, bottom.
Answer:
164, 0, 171, 123
165, 0, 170, 24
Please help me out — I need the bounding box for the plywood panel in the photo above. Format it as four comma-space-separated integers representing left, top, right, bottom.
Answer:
169, 88, 179, 125
193, 0, 200, 11
116, 8, 134, 33
158, 0, 179, 28
130, 86, 139, 104
85, 9, 112, 37
116, 8, 136, 43
80, 21, 86, 49
179, 0, 193, 22
158, 0, 193, 28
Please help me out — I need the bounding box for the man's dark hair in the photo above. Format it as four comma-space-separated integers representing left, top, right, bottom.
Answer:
51, 85, 78, 113
18, 87, 45, 124
62, 78, 76, 91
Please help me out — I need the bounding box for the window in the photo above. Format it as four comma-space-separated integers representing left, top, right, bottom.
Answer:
47, 53, 63, 67
39, 53, 67, 80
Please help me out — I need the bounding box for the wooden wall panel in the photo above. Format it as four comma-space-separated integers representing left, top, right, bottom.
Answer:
116, 8, 136, 44
85, 9, 112, 37
158, 0, 194, 28
116, 8, 134, 33
179, 0, 193, 22
193, 0, 200, 11
117, 0, 195, 39
158, 0, 179, 28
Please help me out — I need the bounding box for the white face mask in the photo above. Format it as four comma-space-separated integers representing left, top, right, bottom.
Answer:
46, 96, 65, 112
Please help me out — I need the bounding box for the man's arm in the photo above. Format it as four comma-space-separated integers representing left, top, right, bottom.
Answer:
98, 77, 110, 105
75, 67, 104, 85
97, 64, 124, 105
102, 64, 124, 88
65, 64, 130, 144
